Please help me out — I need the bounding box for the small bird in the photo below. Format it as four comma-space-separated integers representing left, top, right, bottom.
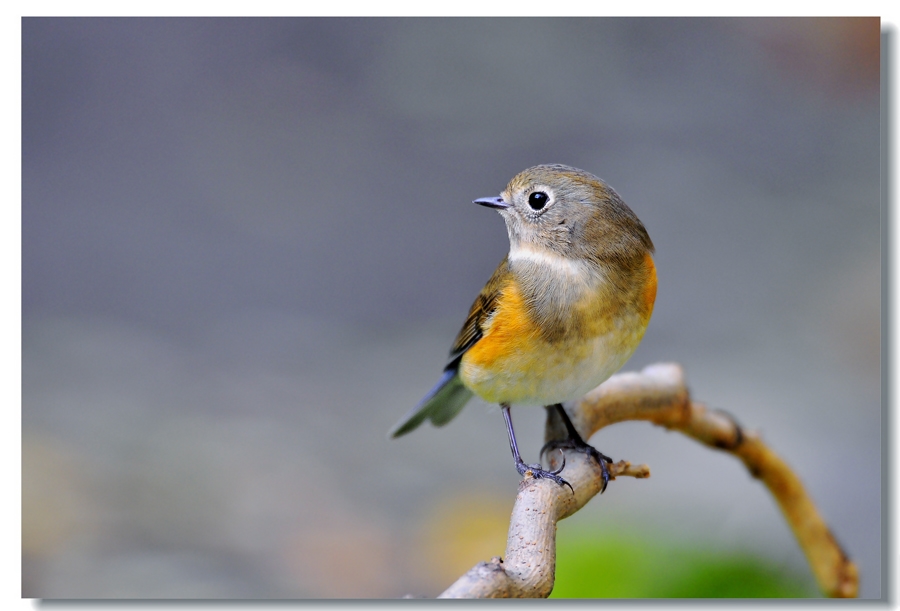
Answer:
390, 164, 656, 491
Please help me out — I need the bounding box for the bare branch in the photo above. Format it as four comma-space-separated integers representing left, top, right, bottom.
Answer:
435, 362, 858, 598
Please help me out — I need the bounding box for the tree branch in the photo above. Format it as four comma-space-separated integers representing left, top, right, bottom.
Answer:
436, 362, 858, 599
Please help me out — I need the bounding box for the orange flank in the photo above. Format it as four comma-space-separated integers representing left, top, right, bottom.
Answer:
641, 253, 657, 322
463, 279, 537, 374
460, 274, 572, 404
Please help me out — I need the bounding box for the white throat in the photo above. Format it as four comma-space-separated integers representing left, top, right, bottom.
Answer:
508, 244, 590, 278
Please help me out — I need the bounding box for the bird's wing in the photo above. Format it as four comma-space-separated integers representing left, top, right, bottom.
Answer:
448, 255, 509, 361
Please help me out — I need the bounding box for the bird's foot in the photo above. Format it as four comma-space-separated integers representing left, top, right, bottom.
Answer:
541, 437, 612, 493
515, 452, 573, 494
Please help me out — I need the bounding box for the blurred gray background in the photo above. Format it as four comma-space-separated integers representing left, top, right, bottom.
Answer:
22, 18, 881, 598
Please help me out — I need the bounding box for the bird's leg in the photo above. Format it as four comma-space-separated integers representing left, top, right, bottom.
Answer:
501, 403, 572, 492
541, 403, 612, 493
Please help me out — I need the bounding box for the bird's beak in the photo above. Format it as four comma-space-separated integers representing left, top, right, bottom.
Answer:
473, 196, 509, 209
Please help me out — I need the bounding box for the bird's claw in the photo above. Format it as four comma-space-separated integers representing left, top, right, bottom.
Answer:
541, 438, 613, 493
515, 457, 574, 494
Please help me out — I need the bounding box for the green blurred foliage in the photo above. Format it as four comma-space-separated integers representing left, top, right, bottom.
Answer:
551, 525, 818, 598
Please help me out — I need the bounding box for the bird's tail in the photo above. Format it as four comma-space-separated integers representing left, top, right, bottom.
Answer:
389, 366, 473, 438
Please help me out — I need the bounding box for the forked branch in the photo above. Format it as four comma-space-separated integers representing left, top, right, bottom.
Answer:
437, 362, 858, 599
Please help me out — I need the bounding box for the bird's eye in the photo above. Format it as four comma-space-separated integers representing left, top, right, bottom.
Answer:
528, 191, 549, 211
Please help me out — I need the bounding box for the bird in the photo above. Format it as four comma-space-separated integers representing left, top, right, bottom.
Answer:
389, 164, 656, 492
